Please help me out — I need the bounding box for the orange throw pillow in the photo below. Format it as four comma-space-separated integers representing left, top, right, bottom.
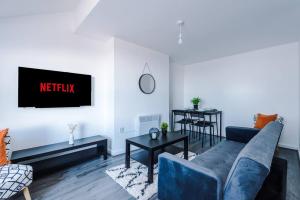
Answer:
0, 128, 10, 165
254, 114, 278, 129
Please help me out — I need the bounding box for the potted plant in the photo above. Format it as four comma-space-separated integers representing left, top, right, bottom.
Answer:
191, 97, 201, 110
161, 122, 168, 135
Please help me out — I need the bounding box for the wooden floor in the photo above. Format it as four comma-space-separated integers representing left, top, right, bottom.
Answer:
11, 135, 300, 200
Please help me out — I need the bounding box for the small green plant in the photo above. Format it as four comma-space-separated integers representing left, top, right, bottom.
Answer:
191, 97, 201, 105
161, 122, 168, 130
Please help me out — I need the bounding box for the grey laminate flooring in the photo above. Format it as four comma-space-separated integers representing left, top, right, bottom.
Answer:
11, 136, 300, 200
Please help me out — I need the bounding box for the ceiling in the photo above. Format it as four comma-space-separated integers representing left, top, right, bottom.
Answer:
0, 0, 300, 65
77, 0, 300, 65
0, 0, 81, 18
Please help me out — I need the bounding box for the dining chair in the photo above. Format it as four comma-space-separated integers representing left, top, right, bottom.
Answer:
188, 112, 200, 143
204, 110, 219, 143
190, 111, 215, 147
173, 110, 193, 135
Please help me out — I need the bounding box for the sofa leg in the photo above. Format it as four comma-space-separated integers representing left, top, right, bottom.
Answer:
23, 187, 31, 200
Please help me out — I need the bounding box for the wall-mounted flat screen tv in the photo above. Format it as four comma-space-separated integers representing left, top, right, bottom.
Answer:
18, 67, 92, 108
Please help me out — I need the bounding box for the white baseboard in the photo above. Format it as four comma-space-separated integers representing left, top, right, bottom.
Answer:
111, 149, 125, 156
278, 143, 299, 150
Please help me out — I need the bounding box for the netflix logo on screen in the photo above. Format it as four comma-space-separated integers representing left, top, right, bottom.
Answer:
18, 67, 91, 108
40, 83, 75, 93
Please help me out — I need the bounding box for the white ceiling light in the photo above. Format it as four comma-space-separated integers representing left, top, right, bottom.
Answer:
177, 20, 184, 45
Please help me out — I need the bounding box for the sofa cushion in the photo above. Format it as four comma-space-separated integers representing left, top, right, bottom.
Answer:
191, 140, 245, 185
0, 129, 10, 165
254, 113, 278, 129
224, 121, 283, 200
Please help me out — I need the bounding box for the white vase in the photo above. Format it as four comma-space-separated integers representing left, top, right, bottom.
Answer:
69, 134, 74, 145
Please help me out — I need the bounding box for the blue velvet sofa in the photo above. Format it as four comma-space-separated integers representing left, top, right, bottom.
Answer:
158, 121, 283, 200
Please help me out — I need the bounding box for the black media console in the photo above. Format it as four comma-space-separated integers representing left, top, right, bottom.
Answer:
11, 135, 108, 177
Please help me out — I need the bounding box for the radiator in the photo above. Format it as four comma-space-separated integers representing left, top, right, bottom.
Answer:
137, 114, 161, 135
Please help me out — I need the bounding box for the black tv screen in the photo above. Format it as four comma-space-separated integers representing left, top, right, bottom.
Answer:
18, 67, 92, 108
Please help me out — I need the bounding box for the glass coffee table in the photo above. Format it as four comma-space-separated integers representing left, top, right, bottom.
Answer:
125, 132, 188, 183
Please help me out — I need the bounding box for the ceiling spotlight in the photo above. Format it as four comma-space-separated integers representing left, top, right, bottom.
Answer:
177, 20, 184, 45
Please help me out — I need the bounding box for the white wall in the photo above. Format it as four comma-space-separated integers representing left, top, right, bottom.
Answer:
170, 63, 184, 110
182, 43, 300, 149
0, 13, 170, 155
0, 13, 115, 151
113, 39, 170, 155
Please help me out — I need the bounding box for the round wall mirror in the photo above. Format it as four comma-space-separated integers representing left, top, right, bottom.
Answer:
139, 73, 156, 94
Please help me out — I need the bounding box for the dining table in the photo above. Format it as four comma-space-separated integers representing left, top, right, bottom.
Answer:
171, 109, 223, 145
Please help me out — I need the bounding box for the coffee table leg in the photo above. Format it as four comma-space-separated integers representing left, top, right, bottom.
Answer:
209, 115, 212, 147
220, 112, 222, 141
184, 137, 188, 160
125, 141, 130, 168
148, 150, 154, 183
103, 142, 108, 160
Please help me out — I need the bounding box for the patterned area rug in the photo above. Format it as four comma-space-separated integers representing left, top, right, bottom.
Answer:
106, 151, 197, 200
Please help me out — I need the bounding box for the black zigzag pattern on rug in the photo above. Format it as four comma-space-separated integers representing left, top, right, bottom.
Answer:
0, 164, 33, 199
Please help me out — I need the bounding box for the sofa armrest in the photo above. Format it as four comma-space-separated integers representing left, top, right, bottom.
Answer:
255, 157, 287, 200
226, 126, 260, 143
158, 153, 222, 200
